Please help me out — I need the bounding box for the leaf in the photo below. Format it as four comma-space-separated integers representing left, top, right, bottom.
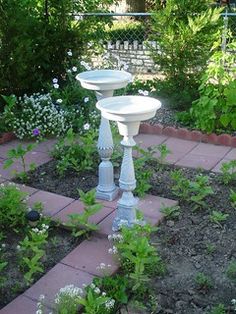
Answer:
220, 114, 230, 127
3, 159, 14, 169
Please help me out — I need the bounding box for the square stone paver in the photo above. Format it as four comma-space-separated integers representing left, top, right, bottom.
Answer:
164, 138, 198, 154
28, 190, 74, 216
224, 148, 236, 160
190, 142, 231, 158
176, 153, 222, 170
54, 200, 115, 225
61, 237, 119, 277
34, 138, 57, 153
1, 295, 38, 314
211, 158, 231, 173
24, 263, 94, 308
134, 134, 167, 149
25, 151, 52, 167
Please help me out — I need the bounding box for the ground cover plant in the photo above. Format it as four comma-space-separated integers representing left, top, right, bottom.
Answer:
25, 151, 236, 312
0, 182, 81, 309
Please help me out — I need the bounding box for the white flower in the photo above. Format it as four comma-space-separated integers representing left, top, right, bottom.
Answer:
84, 97, 89, 103
1, 244, 6, 248
138, 89, 144, 95
83, 123, 90, 130
52, 78, 58, 84
53, 84, 59, 89
39, 295, 45, 301
16, 245, 21, 251
72, 66, 77, 72
90, 283, 95, 289
94, 287, 100, 294
67, 50, 72, 57
56, 99, 63, 104
67, 69, 72, 73
105, 299, 115, 309
143, 90, 149, 96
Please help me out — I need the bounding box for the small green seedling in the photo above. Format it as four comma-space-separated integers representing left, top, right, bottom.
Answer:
230, 189, 236, 208
226, 260, 236, 282
195, 272, 213, 291
206, 243, 216, 255
209, 211, 229, 226
160, 205, 181, 220
220, 160, 236, 184
4, 143, 37, 182
209, 303, 226, 314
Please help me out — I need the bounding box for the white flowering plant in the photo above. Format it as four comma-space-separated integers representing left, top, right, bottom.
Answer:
7, 93, 74, 139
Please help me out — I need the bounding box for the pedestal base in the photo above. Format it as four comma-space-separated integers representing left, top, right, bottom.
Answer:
96, 186, 119, 201
112, 191, 138, 231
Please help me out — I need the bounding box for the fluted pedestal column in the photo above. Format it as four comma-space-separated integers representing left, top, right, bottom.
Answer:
95, 90, 119, 201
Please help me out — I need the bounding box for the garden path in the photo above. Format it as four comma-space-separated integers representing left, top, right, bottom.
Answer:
0, 133, 233, 313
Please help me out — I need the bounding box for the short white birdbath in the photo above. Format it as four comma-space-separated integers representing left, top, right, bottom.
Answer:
96, 95, 161, 231
76, 70, 132, 201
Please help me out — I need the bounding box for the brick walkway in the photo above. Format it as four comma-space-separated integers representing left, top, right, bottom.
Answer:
0, 133, 233, 313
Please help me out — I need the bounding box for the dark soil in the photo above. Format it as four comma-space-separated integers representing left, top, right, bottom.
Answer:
25, 159, 236, 313
0, 226, 81, 309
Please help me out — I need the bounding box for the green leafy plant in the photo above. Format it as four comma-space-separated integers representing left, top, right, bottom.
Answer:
195, 272, 213, 291
0, 244, 7, 285
209, 210, 229, 226
226, 260, 236, 282
4, 143, 37, 182
220, 160, 236, 185
171, 170, 213, 209
209, 304, 226, 314
113, 223, 164, 294
0, 183, 28, 231
65, 189, 102, 237
160, 205, 181, 220
230, 189, 236, 208
149, 0, 222, 108
18, 224, 49, 283
0, 95, 16, 133
206, 243, 216, 255
53, 128, 98, 175
190, 40, 236, 133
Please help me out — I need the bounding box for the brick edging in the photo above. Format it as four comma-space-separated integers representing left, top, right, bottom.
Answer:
0, 132, 16, 145
140, 123, 236, 147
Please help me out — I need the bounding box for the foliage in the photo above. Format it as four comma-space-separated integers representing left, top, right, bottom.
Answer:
133, 144, 170, 197
189, 40, 236, 133
0, 243, 7, 285
4, 143, 37, 182
195, 272, 213, 291
170, 170, 213, 209
18, 224, 49, 283
209, 303, 226, 314
111, 223, 164, 294
220, 160, 236, 184
226, 260, 236, 281
5, 93, 74, 139
0, 183, 28, 231
52, 128, 98, 175
160, 205, 181, 220
209, 210, 229, 226
65, 189, 102, 237
0, 95, 16, 134
149, 0, 222, 108
0, 0, 115, 95
230, 189, 236, 208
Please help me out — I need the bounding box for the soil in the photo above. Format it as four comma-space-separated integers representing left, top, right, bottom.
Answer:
24, 160, 236, 313
0, 226, 81, 309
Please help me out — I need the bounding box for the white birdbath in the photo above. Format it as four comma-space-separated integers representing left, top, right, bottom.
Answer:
76, 70, 132, 201
96, 95, 161, 231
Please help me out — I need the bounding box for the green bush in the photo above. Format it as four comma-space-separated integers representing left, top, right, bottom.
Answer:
189, 40, 236, 133
149, 0, 223, 109
0, 0, 115, 96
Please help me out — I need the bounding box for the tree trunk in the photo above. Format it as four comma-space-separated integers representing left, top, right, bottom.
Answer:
126, 0, 145, 12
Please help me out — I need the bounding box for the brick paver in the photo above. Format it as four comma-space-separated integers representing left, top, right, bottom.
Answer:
1, 295, 40, 314
176, 153, 222, 171
24, 263, 94, 308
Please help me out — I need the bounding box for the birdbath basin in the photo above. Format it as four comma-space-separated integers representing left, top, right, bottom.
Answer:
76, 70, 132, 93
96, 95, 161, 231
76, 69, 133, 202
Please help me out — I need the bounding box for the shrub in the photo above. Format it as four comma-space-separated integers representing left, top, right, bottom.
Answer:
149, 0, 222, 108
189, 40, 236, 133
0, 0, 115, 95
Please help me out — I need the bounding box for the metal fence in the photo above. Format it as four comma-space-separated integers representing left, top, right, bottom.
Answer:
76, 12, 236, 74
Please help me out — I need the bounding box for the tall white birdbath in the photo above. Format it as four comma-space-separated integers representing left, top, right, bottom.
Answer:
96, 95, 161, 231
76, 70, 132, 201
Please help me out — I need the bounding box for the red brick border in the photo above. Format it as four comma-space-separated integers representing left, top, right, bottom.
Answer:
0, 132, 16, 145
140, 123, 236, 147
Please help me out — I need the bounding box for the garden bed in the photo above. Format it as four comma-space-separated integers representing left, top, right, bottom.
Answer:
23, 160, 236, 313
0, 226, 81, 309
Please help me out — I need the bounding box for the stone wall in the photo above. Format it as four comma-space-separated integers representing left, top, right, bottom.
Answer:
91, 40, 159, 74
